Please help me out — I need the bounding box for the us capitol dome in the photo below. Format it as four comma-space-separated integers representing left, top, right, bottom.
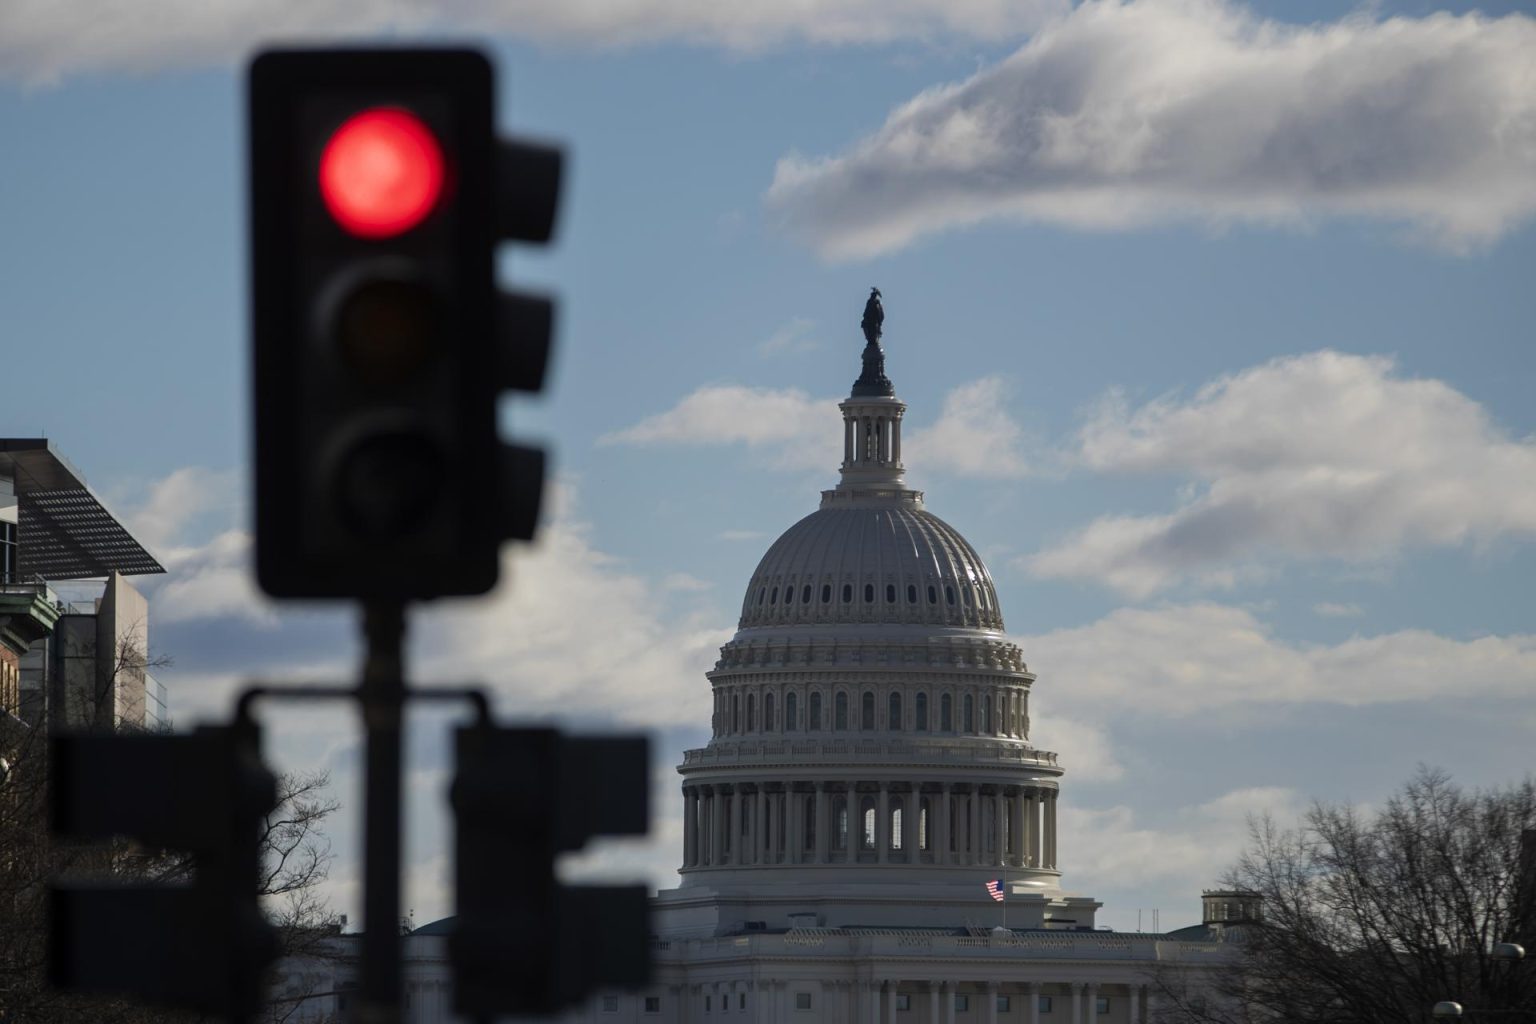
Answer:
653, 296, 1091, 943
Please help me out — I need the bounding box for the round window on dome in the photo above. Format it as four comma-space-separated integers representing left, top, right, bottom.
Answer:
785, 586, 794, 605
945, 585, 955, 606
802, 585, 812, 604
885, 584, 896, 603
907, 584, 917, 603
822, 584, 832, 603
927, 585, 937, 605
757, 588, 765, 606
864, 583, 874, 603
770, 587, 778, 605
842, 583, 853, 603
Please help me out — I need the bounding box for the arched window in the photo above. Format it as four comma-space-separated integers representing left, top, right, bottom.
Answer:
907, 584, 917, 603
842, 583, 853, 603
834, 692, 848, 731
808, 691, 821, 731
746, 694, 755, 732
835, 798, 849, 850
785, 691, 798, 731
927, 585, 937, 605
732, 694, 740, 733
940, 693, 953, 731
885, 584, 896, 603
861, 798, 877, 850
864, 583, 874, 603
888, 692, 902, 731
915, 692, 928, 731
890, 798, 904, 850
980, 695, 990, 734
946, 585, 956, 605
919, 799, 930, 851
770, 586, 778, 605
861, 691, 875, 731
764, 692, 775, 732
757, 587, 765, 606
785, 585, 794, 605
802, 584, 812, 604
821, 584, 832, 603
963, 694, 974, 733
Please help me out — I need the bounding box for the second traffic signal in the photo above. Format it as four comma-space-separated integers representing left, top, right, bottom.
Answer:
249, 48, 559, 600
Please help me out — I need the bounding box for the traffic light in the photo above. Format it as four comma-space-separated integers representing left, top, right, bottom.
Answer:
248, 49, 559, 600
450, 726, 651, 1016
49, 723, 279, 1019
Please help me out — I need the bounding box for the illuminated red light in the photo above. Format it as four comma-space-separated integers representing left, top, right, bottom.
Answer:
319, 107, 445, 238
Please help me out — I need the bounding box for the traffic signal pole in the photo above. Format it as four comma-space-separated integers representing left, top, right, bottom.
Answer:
359, 601, 407, 1023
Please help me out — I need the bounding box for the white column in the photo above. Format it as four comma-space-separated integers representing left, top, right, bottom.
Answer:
902, 789, 917, 861
1071, 983, 1082, 1024
944, 983, 957, 1024
930, 983, 940, 1024
993, 789, 1007, 867
1026, 789, 1039, 868
892, 414, 902, 464
865, 981, 879, 1024
1046, 791, 1058, 869
1147, 991, 1159, 1024
1087, 984, 1098, 1024
786, 788, 800, 864
683, 788, 697, 867
884, 786, 897, 865
938, 785, 951, 866
731, 787, 744, 865
766, 789, 778, 863
969, 789, 980, 865
756, 788, 769, 864
1129, 986, 1142, 1024
814, 784, 829, 863
1011, 788, 1026, 868
1028, 983, 1040, 1024
986, 983, 998, 1024
887, 982, 898, 1024
712, 787, 725, 866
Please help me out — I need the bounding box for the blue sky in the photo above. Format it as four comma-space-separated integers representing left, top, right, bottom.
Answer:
4, 0, 1535, 931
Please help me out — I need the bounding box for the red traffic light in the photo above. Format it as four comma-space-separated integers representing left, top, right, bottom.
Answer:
319, 107, 445, 238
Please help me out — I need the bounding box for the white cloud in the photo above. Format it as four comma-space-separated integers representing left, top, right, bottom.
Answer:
599, 385, 843, 472
1313, 601, 1363, 618
0, 0, 1066, 85
1020, 602, 1536, 716
907, 376, 1032, 479
1062, 785, 1305, 898
718, 529, 767, 542
416, 485, 729, 728
766, 0, 1536, 259
1027, 351, 1536, 596
758, 317, 819, 356
1030, 711, 1122, 782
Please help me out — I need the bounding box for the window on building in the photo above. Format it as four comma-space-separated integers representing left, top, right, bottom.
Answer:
864, 583, 875, 603
786, 691, 798, 731
915, 692, 928, 731
861, 798, 876, 849
836, 799, 849, 850
954, 995, 970, 1012
602, 995, 619, 1012
1097, 998, 1110, 1015
963, 694, 974, 732
843, 583, 853, 603
946, 584, 956, 605
808, 691, 820, 730
785, 584, 795, 605
802, 584, 812, 604
896, 994, 912, 1011
885, 583, 896, 603
732, 694, 739, 733
981, 695, 990, 733
796, 992, 813, 1011
861, 691, 875, 730
746, 694, 755, 732
706, 995, 712, 1012
891, 799, 903, 850
889, 692, 902, 730
907, 583, 917, 603
764, 692, 775, 732
941, 693, 953, 731
1039, 996, 1054, 1013
997, 996, 1012, 1012
770, 586, 778, 604
740, 993, 747, 1010
919, 800, 930, 850
0, 521, 15, 584
835, 692, 848, 730
804, 796, 816, 850
822, 583, 832, 603
927, 584, 937, 604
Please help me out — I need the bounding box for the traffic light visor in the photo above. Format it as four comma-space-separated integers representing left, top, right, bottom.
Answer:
320, 107, 445, 238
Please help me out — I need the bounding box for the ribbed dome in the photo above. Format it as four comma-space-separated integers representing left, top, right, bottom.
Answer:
737, 502, 1003, 631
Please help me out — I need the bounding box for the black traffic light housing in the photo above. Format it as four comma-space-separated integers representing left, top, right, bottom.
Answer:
249, 49, 557, 600
48, 723, 279, 1020
451, 727, 652, 1016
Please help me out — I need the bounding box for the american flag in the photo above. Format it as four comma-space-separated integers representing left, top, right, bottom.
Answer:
985, 879, 1005, 902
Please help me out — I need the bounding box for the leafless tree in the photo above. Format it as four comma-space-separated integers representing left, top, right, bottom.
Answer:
1152, 767, 1536, 1024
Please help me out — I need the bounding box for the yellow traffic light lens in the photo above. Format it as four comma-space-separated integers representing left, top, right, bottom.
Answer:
335, 278, 435, 391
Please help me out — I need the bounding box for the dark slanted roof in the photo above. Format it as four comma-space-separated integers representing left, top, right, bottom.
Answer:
1, 439, 164, 580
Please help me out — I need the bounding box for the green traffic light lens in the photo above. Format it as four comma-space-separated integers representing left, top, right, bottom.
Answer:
335, 277, 436, 391
335, 431, 445, 540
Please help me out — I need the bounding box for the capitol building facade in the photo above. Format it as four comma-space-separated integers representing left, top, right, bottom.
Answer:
273, 313, 1238, 1023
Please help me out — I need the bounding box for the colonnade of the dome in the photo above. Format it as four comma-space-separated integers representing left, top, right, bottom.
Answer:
679, 781, 1058, 873
710, 678, 1031, 741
